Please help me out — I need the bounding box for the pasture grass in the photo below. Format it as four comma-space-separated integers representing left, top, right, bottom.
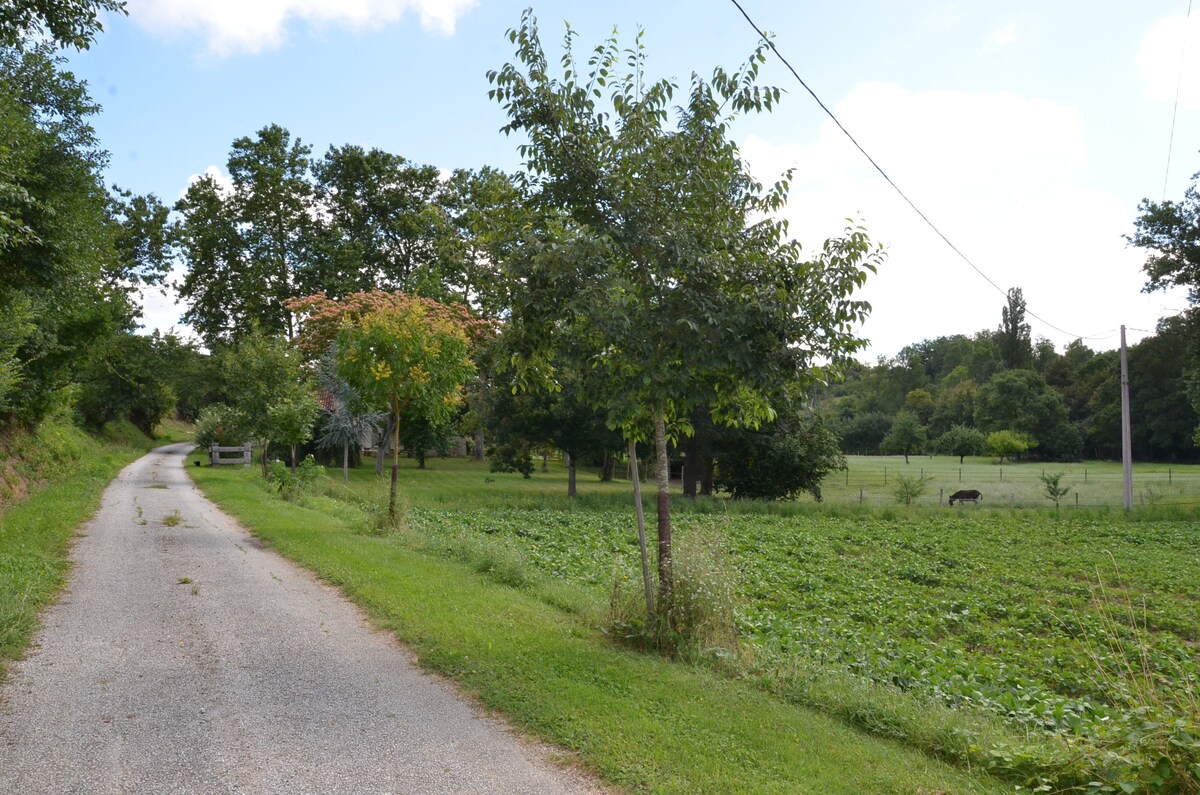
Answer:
0, 415, 170, 681
189, 455, 1009, 794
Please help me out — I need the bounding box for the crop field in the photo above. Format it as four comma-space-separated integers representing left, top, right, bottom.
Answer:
242, 454, 1200, 788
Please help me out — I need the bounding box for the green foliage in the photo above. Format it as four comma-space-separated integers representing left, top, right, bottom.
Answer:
265, 455, 323, 500
193, 404, 252, 448
833, 410, 891, 455
986, 429, 1033, 462
892, 473, 933, 505
880, 410, 927, 463
714, 412, 845, 501
1039, 471, 1070, 508
935, 424, 988, 464
0, 0, 126, 50
75, 332, 176, 435
266, 391, 320, 468
996, 287, 1032, 370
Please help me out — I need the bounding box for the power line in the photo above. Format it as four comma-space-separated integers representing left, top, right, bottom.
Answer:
727, 0, 1087, 340
1163, 0, 1194, 201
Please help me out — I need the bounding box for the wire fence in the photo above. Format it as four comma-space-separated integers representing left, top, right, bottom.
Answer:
820, 457, 1200, 509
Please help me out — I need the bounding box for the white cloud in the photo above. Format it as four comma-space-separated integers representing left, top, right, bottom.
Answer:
979, 23, 1017, 55
179, 165, 233, 199
127, 0, 477, 56
1137, 13, 1200, 110
741, 83, 1173, 359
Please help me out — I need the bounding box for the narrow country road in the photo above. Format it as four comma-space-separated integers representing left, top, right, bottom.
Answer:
0, 443, 602, 794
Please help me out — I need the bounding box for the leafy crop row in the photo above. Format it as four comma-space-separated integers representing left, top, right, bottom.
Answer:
410, 505, 1200, 789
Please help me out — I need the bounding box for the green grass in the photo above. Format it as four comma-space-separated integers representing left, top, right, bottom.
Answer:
0, 414, 167, 680
196, 452, 1200, 792
188, 456, 1008, 795
825, 454, 1200, 509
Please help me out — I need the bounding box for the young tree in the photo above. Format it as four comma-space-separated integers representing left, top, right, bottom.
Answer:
267, 392, 320, 473
881, 411, 927, 464
986, 430, 1033, 463
76, 332, 176, 435
334, 297, 474, 524
934, 424, 987, 464
489, 13, 882, 616
218, 329, 306, 475
1039, 471, 1070, 509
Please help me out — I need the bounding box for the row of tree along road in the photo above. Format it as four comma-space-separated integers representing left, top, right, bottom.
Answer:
5, 3, 1200, 631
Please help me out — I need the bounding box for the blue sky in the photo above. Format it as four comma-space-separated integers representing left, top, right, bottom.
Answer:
66, 0, 1200, 360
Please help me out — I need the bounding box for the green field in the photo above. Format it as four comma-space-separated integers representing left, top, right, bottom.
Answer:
826, 455, 1200, 509
190, 452, 1200, 792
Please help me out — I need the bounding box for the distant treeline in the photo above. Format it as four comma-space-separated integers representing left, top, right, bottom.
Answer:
816, 289, 1198, 463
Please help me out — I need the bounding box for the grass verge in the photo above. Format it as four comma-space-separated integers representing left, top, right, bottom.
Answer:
187, 459, 1008, 794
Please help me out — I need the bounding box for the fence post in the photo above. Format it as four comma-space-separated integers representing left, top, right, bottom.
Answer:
1169, 468, 1172, 484
1075, 493, 1079, 508
1084, 468, 1088, 482
959, 467, 962, 483
884, 467, 887, 485
939, 488, 943, 506
859, 488, 863, 505
1000, 466, 1003, 482
846, 468, 849, 485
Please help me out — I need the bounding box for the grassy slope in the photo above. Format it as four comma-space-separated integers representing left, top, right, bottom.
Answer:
189, 459, 1007, 795
0, 417, 188, 679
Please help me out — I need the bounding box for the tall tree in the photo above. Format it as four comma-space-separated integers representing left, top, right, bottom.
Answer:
997, 287, 1032, 370
177, 125, 315, 344
489, 12, 881, 614
307, 145, 453, 299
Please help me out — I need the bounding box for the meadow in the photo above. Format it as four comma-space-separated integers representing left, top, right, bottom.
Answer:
189, 452, 1200, 792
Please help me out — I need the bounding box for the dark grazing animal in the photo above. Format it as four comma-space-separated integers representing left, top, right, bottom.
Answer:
948, 489, 982, 505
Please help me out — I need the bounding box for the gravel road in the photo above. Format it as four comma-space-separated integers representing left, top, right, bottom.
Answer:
0, 443, 603, 794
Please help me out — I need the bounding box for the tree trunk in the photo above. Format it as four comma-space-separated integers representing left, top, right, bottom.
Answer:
473, 428, 485, 462
342, 440, 349, 483
541, 450, 548, 472
628, 440, 654, 628
653, 415, 673, 609
681, 434, 697, 498
260, 438, 270, 477
388, 409, 400, 526
567, 452, 577, 498
375, 415, 392, 476
601, 450, 615, 482
290, 443, 297, 474
700, 456, 714, 496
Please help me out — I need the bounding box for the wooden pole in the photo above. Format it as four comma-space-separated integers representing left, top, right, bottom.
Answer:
628, 440, 655, 626
1120, 325, 1134, 511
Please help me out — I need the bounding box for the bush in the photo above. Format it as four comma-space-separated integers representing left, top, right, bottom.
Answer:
715, 413, 844, 501
893, 473, 933, 505
265, 455, 324, 501
194, 404, 252, 449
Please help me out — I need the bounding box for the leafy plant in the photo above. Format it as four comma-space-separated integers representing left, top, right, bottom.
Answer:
893, 473, 934, 505
1039, 471, 1070, 508
266, 455, 324, 501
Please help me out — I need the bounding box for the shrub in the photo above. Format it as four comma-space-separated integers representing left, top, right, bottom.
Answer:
893, 473, 933, 505
265, 455, 323, 501
194, 404, 252, 449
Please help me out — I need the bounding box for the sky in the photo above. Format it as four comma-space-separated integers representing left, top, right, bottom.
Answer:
64, 0, 1200, 361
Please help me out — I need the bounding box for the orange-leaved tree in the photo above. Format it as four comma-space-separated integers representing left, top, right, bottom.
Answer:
328, 295, 475, 524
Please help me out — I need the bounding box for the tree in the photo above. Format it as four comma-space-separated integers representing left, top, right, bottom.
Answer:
0, 43, 130, 424
307, 144, 455, 300
934, 424, 987, 464
986, 430, 1033, 463
76, 332, 176, 435
219, 329, 306, 475
314, 349, 384, 483
1039, 471, 1070, 509
1129, 166, 1200, 304
881, 411, 927, 464
489, 12, 882, 617
974, 369, 1078, 460
893, 473, 933, 505
997, 287, 1032, 370
1, 0, 125, 50
714, 411, 844, 501
333, 296, 474, 524
267, 392, 320, 473
177, 125, 314, 344
834, 410, 892, 455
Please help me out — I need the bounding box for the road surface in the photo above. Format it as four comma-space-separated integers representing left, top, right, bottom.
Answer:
0, 443, 602, 794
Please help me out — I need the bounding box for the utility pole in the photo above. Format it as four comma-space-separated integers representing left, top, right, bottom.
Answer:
1120, 325, 1133, 510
